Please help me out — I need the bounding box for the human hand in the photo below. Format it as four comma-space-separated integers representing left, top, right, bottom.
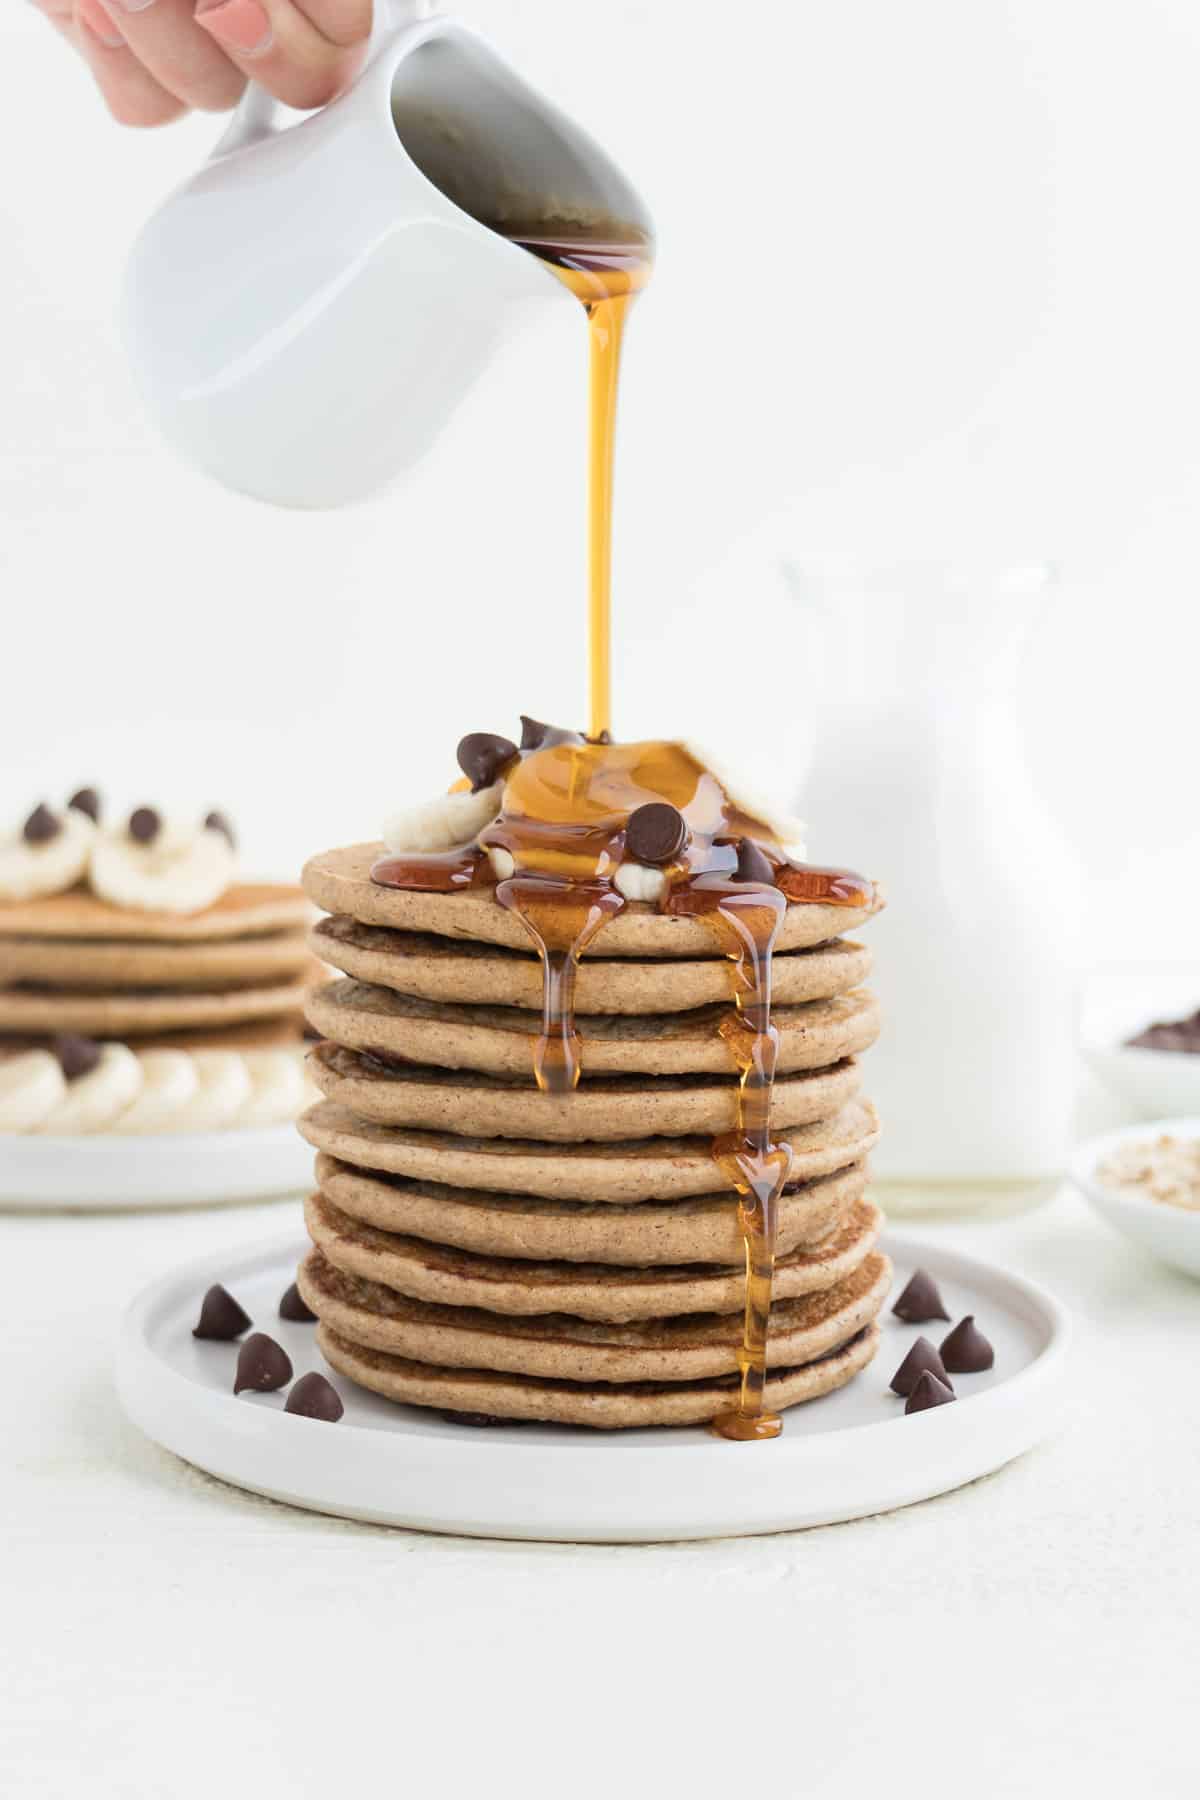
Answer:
36, 0, 373, 128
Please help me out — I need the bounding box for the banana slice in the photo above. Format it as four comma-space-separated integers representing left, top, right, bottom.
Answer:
34, 1043, 142, 1134
681, 740, 807, 853
0, 1052, 67, 1129
110, 1051, 199, 1134
89, 821, 235, 914
383, 781, 503, 855
175, 1050, 253, 1131
238, 1050, 309, 1127
0, 808, 94, 902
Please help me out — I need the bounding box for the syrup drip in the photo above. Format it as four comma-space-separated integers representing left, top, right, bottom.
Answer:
508, 234, 651, 744
666, 878, 793, 1439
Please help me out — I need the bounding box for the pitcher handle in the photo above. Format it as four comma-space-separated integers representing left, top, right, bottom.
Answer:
211, 0, 439, 157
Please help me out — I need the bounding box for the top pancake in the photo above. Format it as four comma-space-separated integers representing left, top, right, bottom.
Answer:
303, 844, 882, 959
0, 882, 311, 943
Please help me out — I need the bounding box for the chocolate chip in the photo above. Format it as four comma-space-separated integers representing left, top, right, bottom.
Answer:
905, 1370, 957, 1414
234, 1333, 293, 1393
22, 804, 61, 846
734, 838, 777, 885
204, 809, 236, 849
520, 716, 584, 752
889, 1336, 954, 1397
940, 1316, 994, 1374
128, 806, 161, 845
279, 1282, 317, 1323
892, 1269, 950, 1324
456, 733, 518, 793
302, 1022, 322, 1043
284, 1372, 344, 1422
67, 787, 101, 823
52, 1034, 102, 1081
193, 1284, 252, 1341
625, 802, 689, 865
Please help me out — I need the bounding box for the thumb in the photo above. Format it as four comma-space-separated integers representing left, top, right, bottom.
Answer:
194, 0, 373, 111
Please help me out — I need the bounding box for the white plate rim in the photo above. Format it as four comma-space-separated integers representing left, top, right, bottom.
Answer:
116, 1228, 1072, 1542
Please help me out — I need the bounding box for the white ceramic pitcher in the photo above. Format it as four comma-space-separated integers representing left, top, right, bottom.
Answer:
121, 0, 652, 508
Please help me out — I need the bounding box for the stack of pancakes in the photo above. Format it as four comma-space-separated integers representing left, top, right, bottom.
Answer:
297, 844, 888, 1429
0, 884, 314, 1045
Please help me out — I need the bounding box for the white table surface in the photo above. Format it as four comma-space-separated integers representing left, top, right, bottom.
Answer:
3, 1169, 1198, 1799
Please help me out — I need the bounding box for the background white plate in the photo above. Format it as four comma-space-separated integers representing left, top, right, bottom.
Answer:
0, 1127, 313, 1210
117, 1229, 1071, 1542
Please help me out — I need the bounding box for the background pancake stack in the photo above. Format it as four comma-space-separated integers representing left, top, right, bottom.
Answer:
297, 845, 889, 1429
0, 884, 315, 1057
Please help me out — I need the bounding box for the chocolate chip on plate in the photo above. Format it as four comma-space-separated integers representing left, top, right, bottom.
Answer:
52, 1034, 102, 1082
734, 837, 777, 886
940, 1316, 994, 1374
203, 809, 236, 848
193, 1284, 252, 1342
892, 1269, 950, 1325
22, 804, 61, 846
456, 733, 519, 793
67, 787, 101, 823
889, 1335, 954, 1398
905, 1370, 957, 1414
284, 1373, 344, 1422
234, 1333, 293, 1393
279, 1282, 317, 1324
128, 806, 162, 845
625, 802, 689, 866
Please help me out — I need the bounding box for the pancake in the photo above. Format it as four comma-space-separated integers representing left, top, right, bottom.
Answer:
303, 844, 882, 959
0, 928, 312, 992
307, 1041, 863, 1140
304, 1190, 884, 1321
314, 1150, 868, 1264
311, 916, 873, 1014
316, 1317, 883, 1427
306, 977, 881, 1078
300, 1096, 881, 1201
0, 882, 311, 942
0, 973, 313, 1036
300, 1247, 891, 1383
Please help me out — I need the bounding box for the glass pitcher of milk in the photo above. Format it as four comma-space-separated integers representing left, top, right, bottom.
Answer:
785, 560, 1081, 1217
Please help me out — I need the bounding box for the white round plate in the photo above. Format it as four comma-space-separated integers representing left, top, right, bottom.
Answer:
1070, 1118, 1200, 1279
0, 1126, 313, 1210
117, 1229, 1070, 1542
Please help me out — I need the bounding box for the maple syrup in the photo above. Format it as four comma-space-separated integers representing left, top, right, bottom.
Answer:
370, 215, 876, 1440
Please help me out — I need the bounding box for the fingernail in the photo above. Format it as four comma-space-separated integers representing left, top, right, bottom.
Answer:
109, 0, 158, 12
77, 0, 125, 47
194, 0, 273, 55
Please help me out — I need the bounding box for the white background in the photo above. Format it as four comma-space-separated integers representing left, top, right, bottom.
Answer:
3, 0, 1200, 961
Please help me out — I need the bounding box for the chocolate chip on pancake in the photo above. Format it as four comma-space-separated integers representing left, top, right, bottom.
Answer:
519, 716, 582, 752
22, 804, 61, 846
204, 810, 236, 848
734, 837, 776, 886
52, 1033, 102, 1081
456, 733, 518, 793
625, 802, 688, 865
67, 787, 101, 823
128, 806, 162, 845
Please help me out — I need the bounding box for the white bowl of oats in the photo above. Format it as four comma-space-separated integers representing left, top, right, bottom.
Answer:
1071, 1121, 1200, 1279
